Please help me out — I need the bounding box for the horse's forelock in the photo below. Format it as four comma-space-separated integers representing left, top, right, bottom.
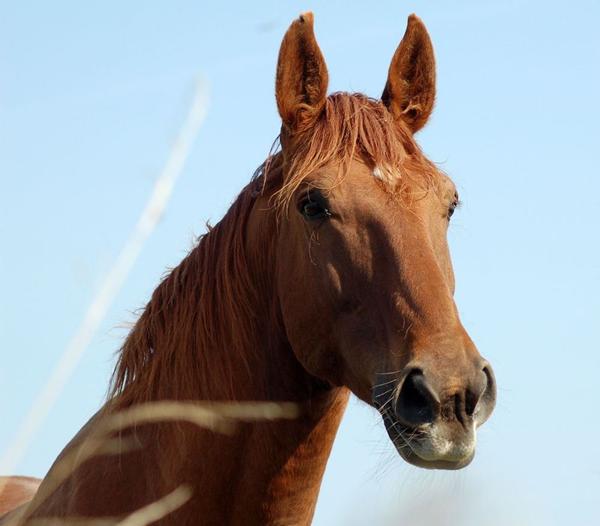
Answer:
269, 92, 439, 214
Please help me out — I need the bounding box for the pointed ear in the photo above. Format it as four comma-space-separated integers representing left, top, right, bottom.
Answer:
382, 14, 436, 133
276, 12, 328, 132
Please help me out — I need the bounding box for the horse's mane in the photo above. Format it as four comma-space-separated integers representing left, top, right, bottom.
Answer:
109, 92, 439, 406
108, 179, 266, 405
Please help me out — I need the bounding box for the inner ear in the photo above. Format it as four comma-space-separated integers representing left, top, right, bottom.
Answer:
275, 12, 329, 132
382, 14, 436, 133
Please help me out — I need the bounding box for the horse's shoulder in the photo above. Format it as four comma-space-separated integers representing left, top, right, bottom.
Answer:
0, 407, 107, 522
0, 476, 41, 519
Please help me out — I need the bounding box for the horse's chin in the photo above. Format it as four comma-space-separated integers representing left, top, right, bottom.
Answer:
394, 441, 475, 470
381, 410, 476, 470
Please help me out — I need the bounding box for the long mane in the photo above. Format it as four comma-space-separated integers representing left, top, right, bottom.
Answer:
108, 178, 267, 405
109, 92, 439, 406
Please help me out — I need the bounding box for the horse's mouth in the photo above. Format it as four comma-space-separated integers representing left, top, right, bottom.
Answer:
380, 407, 475, 470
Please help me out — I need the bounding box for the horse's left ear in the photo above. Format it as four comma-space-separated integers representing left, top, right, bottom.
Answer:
382, 14, 436, 133
276, 12, 329, 133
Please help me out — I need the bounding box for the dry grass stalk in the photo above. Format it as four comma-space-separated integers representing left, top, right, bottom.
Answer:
17, 484, 191, 526
6, 401, 298, 526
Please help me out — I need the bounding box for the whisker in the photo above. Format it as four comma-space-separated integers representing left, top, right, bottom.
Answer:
372, 377, 400, 389
378, 394, 396, 413
373, 386, 395, 400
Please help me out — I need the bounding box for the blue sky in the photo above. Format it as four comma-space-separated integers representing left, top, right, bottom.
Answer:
1, 1, 599, 524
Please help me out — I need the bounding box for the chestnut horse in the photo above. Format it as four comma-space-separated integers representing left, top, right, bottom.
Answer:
0, 13, 496, 525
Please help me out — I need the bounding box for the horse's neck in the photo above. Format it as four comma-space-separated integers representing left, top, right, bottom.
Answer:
169, 315, 350, 524
191, 385, 350, 525
112, 344, 349, 525
152, 325, 350, 524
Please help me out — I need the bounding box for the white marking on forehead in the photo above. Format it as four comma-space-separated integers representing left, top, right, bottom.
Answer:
372, 165, 396, 184
372, 166, 383, 179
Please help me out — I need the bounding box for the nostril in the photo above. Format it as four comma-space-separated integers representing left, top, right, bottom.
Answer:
465, 367, 488, 417
473, 364, 497, 425
481, 365, 496, 403
465, 388, 479, 417
394, 369, 438, 426
482, 365, 493, 386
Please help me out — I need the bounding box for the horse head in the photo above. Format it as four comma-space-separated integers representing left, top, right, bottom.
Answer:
266, 13, 496, 469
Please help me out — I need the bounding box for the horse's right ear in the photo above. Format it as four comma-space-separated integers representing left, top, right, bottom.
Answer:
276, 12, 328, 133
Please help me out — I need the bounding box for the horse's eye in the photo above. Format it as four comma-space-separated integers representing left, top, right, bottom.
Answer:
447, 192, 460, 220
299, 191, 331, 220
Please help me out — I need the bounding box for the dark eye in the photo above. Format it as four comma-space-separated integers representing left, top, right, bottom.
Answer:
447, 192, 460, 220
298, 190, 331, 220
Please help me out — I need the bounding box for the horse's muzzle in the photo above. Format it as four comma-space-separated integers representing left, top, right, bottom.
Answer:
373, 359, 496, 469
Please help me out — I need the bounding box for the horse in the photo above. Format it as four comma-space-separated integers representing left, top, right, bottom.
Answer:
0, 12, 496, 525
